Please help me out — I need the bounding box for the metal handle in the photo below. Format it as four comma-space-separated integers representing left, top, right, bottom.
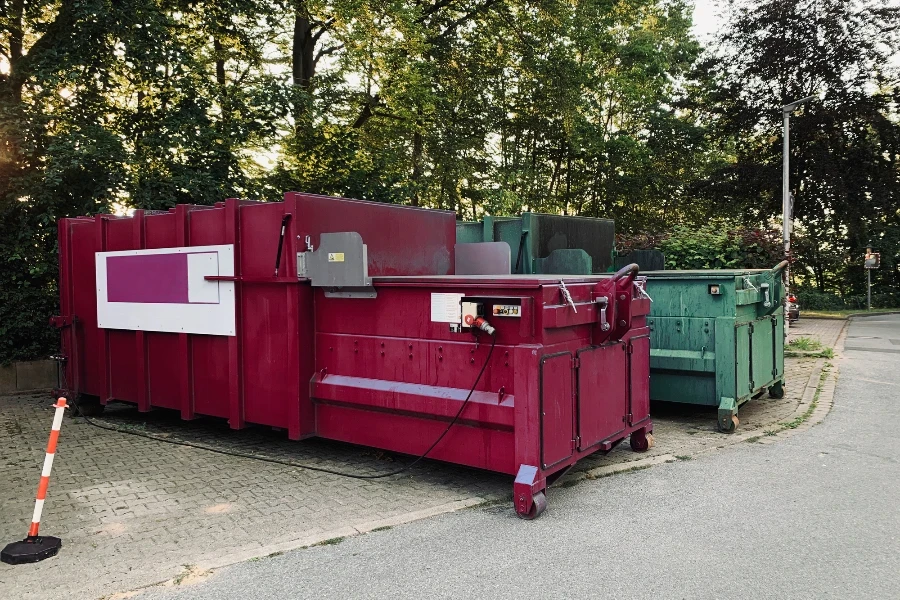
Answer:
761, 283, 771, 308
613, 263, 640, 282
771, 260, 789, 274
596, 297, 610, 331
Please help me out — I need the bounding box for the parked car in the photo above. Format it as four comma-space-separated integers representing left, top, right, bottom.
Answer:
787, 295, 800, 322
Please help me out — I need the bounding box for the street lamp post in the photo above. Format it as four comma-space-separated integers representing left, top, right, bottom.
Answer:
782, 95, 815, 332
867, 245, 872, 311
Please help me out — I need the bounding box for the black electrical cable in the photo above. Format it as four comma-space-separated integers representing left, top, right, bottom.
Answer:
68, 333, 497, 480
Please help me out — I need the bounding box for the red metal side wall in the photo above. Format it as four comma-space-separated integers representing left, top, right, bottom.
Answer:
57, 194, 457, 438
289, 193, 456, 276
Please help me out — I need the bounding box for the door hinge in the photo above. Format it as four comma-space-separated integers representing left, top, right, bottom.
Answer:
573, 357, 580, 369
748, 323, 755, 334
627, 344, 634, 355
571, 438, 578, 450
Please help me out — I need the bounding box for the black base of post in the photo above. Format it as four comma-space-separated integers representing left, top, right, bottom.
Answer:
1, 536, 62, 565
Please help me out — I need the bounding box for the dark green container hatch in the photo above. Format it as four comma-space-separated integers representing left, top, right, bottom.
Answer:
643, 263, 788, 432
457, 213, 615, 274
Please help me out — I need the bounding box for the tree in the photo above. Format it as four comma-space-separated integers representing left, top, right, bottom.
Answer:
0, 0, 734, 362
711, 0, 900, 296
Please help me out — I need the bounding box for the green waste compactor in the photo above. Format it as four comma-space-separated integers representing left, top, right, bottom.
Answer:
456, 213, 615, 274
642, 262, 788, 432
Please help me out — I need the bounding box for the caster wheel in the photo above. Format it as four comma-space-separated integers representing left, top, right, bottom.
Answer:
630, 432, 653, 452
719, 415, 739, 433
768, 383, 785, 399
518, 491, 547, 520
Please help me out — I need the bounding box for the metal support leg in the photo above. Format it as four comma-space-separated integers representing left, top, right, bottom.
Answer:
513, 465, 547, 520
718, 396, 739, 433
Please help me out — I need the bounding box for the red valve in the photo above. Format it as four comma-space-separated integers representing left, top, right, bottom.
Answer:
464, 315, 496, 336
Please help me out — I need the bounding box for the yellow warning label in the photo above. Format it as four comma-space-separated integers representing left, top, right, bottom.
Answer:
328, 253, 345, 262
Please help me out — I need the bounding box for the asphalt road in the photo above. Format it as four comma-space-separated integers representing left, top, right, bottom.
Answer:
141, 316, 900, 600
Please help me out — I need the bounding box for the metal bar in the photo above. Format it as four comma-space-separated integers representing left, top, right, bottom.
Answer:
132, 211, 150, 413
95, 216, 111, 405
57, 221, 79, 392
205, 276, 298, 284
175, 205, 194, 420
514, 231, 528, 274
274, 214, 292, 277
283, 201, 303, 441
783, 110, 791, 333
868, 268, 872, 310
225, 199, 245, 431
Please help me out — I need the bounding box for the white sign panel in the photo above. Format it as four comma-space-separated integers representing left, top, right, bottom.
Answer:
96, 245, 236, 336
430, 293, 464, 323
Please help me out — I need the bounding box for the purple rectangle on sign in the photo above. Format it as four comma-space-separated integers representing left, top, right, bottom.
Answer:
107, 254, 190, 303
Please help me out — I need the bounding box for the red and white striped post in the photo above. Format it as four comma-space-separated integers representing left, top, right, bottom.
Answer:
1, 398, 67, 565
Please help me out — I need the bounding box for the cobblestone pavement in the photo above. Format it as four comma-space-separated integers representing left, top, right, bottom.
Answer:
0, 319, 846, 600
787, 317, 844, 348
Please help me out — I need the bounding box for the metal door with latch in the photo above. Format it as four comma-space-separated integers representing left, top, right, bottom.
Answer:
751, 317, 777, 390
576, 343, 627, 450
628, 335, 651, 426
540, 352, 574, 469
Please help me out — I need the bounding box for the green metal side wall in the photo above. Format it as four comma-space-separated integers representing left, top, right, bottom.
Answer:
645, 268, 786, 410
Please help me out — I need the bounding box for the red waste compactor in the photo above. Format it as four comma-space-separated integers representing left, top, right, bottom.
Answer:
55, 193, 653, 518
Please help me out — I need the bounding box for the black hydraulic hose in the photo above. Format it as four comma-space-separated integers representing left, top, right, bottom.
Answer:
70, 334, 498, 481
613, 263, 640, 281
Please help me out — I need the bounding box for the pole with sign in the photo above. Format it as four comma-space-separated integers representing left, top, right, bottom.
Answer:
865, 246, 880, 311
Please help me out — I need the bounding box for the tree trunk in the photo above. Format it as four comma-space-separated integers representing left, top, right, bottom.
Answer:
565, 150, 571, 215
411, 125, 424, 207
212, 34, 231, 188
213, 38, 226, 86
2, 1, 78, 103
292, 5, 315, 91
8, 0, 25, 102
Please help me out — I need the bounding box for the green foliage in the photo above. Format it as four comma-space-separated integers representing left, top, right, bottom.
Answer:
1, 0, 723, 363
0, 0, 897, 364
618, 224, 783, 270
786, 337, 822, 352
794, 286, 900, 311
712, 0, 900, 297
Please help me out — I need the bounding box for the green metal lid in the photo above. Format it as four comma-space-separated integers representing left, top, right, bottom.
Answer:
641, 269, 770, 278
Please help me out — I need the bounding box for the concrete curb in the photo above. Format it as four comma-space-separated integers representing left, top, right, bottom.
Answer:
712, 320, 845, 449
145, 497, 491, 590
583, 453, 679, 479
804, 310, 900, 321
849, 311, 900, 319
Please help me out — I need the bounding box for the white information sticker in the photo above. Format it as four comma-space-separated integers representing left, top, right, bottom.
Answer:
430, 293, 464, 323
